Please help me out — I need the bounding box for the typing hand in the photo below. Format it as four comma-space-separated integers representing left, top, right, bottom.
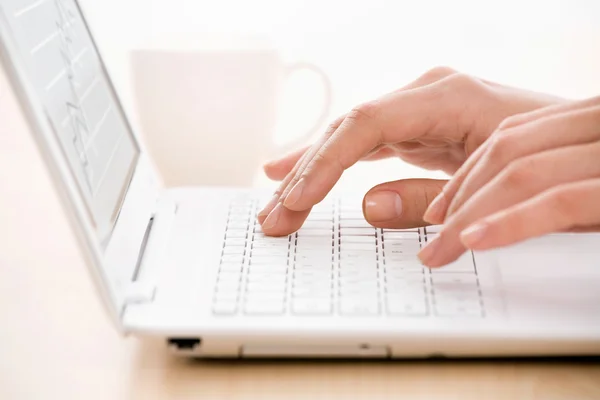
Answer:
419, 96, 600, 267
258, 67, 564, 237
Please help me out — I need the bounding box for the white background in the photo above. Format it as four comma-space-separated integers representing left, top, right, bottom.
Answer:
79, 0, 600, 190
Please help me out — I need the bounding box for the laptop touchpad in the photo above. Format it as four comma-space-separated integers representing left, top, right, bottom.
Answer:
491, 234, 600, 324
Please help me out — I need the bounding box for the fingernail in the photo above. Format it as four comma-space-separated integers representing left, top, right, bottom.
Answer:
284, 179, 305, 208
258, 194, 279, 219
418, 236, 442, 266
261, 202, 283, 230
423, 192, 446, 224
364, 191, 403, 222
460, 222, 488, 248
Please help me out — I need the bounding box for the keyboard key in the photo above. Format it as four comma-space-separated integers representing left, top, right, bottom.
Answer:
304, 214, 333, 222
294, 272, 331, 283
340, 288, 379, 300
385, 278, 425, 292
339, 270, 378, 282
431, 273, 479, 286
386, 274, 424, 286
340, 236, 376, 244
339, 264, 378, 274
246, 273, 287, 283
246, 281, 287, 293
250, 254, 289, 264
384, 249, 421, 258
339, 255, 376, 264
433, 290, 480, 304
383, 228, 419, 233
434, 299, 482, 317
252, 242, 290, 250
382, 231, 420, 240
294, 264, 332, 273
340, 211, 365, 220
217, 270, 242, 282
227, 220, 250, 229
340, 219, 372, 228
218, 262, 244, 272
294, 277, 331, 289
293, 287, 333, 299
430, 253, 475, 273
292, 298, 332, 315
225, 230, 247, 239
294, 274, 332, 285
213, 292, 239, 306
253, 232, 291, 240
297, 228, 333, 237
384, 238, 421, 248
244, 301, 285, 315
384, 262, 425, 274
248, 263, 288, 273
386, 295, 428, 316
229, 206, 252, 214
224, 238, 247, 247
384, 253, 421, 264
251, 247, 289, 256
296, 235, 335, 244
214, 281, 241, 295
230, 200, 252, 207
340, 242, 376, 252
339, 280, 379, 291
340, 228, 376, 236
301, 220, 334, 229
220, 254, 244, 264
222, 246, 246, 256
213, 300, 238, 315
296, 253, 333, 264
294, 246, 333, 255
340, 299, 380, 315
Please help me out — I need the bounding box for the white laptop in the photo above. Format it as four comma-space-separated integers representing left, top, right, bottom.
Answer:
1, 0, 599, 359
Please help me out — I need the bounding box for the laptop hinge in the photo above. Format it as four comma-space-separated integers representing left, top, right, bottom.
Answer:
123, 198, 177, 306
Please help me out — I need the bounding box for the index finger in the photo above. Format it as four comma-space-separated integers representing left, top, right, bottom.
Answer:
281, 84, 448, 212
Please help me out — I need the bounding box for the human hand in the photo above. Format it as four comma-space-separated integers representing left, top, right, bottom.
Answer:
419, 96, 600, 267
258, 67, 564, 236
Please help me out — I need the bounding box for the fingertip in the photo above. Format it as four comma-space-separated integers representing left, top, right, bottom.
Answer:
259, 207, 311, 237
263, 161, 288, 181
459, 222, 488, 249
423, 192, 447, 224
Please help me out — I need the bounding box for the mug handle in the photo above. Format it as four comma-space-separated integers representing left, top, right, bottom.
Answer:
274, 62, 333, 155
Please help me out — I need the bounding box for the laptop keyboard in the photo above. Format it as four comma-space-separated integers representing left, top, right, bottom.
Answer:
212, 196, 484, 317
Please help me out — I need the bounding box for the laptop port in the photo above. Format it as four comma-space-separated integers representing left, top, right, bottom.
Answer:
167, 338, 201, 351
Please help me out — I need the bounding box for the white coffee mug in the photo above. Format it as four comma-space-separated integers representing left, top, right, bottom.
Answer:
131, 37, 331, 187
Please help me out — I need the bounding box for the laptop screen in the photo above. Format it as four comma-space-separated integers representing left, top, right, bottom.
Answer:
0, 0, 140, 245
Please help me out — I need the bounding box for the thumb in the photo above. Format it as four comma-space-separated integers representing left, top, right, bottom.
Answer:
362, 179, 448, 229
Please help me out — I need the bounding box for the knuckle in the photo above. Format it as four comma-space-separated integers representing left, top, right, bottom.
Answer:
324, 114, 346, 135
420, 66, 457, 82
501, 160, 535, 189
548, 188, 579, 224
497, 115, 522, 131
485, 134, 514, 165
348, 101, 380, 123
308, 148, 343, 174
445, 72, 479, 90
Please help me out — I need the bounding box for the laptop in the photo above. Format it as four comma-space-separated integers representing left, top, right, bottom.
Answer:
1, 0, 599, 359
